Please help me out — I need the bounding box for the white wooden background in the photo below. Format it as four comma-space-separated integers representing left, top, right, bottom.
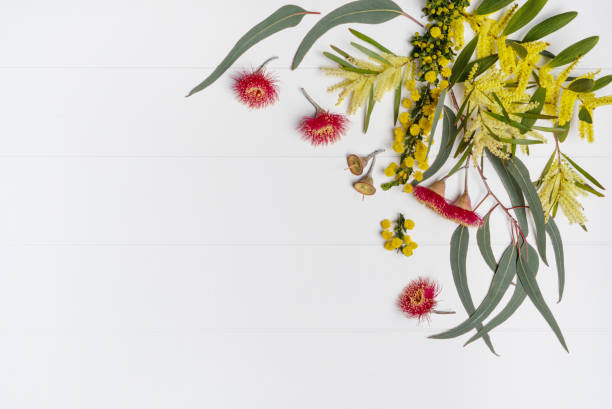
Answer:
1, 1, 611, 408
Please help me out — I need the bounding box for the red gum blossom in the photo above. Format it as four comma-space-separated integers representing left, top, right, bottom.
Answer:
298, 111, 348, 146
413, 185, 483, 228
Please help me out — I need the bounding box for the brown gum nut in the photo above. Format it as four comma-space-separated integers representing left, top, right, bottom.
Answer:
346, 154, 366, 176
353, 176, 376, 196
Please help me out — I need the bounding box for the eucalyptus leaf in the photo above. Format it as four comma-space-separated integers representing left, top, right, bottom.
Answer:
187, 5, 315, 96
449, 36, 478, 86
507, 157, 548, 265
522, 12, 577, 42
448, 225, 497, 354
487, 152, 529, 235
503, 0, 548, 36
477, 214, 497, 272
476, 0, 515, 15
517, 244, 569, 352
414, 106, 455, 186
292, 0, 404, 69
430, 245, 517, 340
465, 243, 539, 347
548, 36, 599, 68
546, 218, 565, 302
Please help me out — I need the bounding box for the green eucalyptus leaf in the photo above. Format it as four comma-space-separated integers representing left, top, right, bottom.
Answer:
561, 153, 605, 190
430, 245, 517, 339
348, 28, 393, 54
414, 105, 455, 186
548, 36, 599, 68
591, 75, 612, 92
522, 12, 577, 42
465, 243, 538, 347
503, 0, 548, 36
476, 0, 515, 15
507, 157, 549, 265
188, 5, 315, 96
517, 243, 569, 352
450, 36, 479, 86
546, 218, 566, 302
568, 78, 595, 93
578, 106, 593, 124
425, 89, 447, 160
292, 0, 404, 69
487, 152, 529, 235
477, 214, 497, 272
448, 225, 497, 354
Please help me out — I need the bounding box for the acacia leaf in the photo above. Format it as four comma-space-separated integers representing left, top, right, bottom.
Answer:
348, 28, 393, 54
476, 0, 515, 15
520, 87, 546, 134
591, 75, 612, 92
568, 78, 595, 93
187, 5, 315, 96
548, 36, 599, 68
562, 153, 605, 190
292, 0, 404, 69
450, 36, 479, 86
458, 54, 499, 83
364, 83, 375, 132
503, 0, 548, 36
522, 12, 577, 42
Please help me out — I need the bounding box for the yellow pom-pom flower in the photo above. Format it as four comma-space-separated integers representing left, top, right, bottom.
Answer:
408, 242, 418, 250
381, 219, 392, 229
403, 184, 414, 194
410, 124, 421, 136
384, 163, 398, 177
430, 26, 442, 38
402, 246, 413, 257
382, 230, 393, 240
438, 56, 450, 67
391, 237, 403, 249
419, 161, 430, 171
403, 235, 412, 244
384, 241, 395, 251
399, 112, 410, 124
410, 89, 421, 101
394, 127, 405, 138
441, 67, 452, 77
439, 80, 449, 89
403, 157, 415, 168
393, 142, 405, 153
413, 171, 424, 182
404, 219, 415, 230
425, 70, 437, 83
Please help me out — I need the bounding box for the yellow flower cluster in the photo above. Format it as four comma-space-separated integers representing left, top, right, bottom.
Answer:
380, 216, 418, 257
538, 159, 587, 225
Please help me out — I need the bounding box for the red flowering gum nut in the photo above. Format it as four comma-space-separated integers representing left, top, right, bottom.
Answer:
232, 69, 279, 109
398, 277, 440, 320
447, 193, 484, 227
413, 180, 448, 214
298, 111, 349, 146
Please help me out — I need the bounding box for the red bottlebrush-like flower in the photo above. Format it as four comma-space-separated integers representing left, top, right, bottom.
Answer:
398, 277, 440, 320
298, 88, 348, 146
446, 193, 484, 227
413, 180, 448, 214
232, 57, 279, 109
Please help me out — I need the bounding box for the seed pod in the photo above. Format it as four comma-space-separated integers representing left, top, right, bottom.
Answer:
346, 149, 384, 175
353, 153, 379, 196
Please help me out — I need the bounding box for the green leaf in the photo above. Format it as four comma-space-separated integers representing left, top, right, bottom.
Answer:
455, 89, 474, 124
568, 78, 595, 93
187, 5, 315, 96
447, 145, 472, 178
522, 12, 578, 42
477, 214, 497, 272
458, 54, 499, 83
364, 83, 375, 133
425, 89, 447, 160
548, 36, 599, 68
476, 0, 515, 15
449, 36, 479, 86
465, 243, 538, 347
578, 106, 593, 124
492, 92, 510, 119
348, 28, 393, 54
430, 245, 517, 339
507, 40, 528, 59
514, 112, 556, 120
350, 41, 392, 65
591, 75, 612, 92
562, 153, 605, 190
520, 87, 546, 134
499, 137, 544, 145
503, 0, 548, 36
517, 243, 569, 352
575, 182, 605, 197
448, 225, 497, 354
536, 150, 556, 189
487, 152, 529, 235
546, 218, 565, 302
554, 121, 570, 142
414, 106, 455, 186
323, 51, 356, 69
393, 71, 402, 125
292, 0, 404, 69
507, 157, 548, 265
